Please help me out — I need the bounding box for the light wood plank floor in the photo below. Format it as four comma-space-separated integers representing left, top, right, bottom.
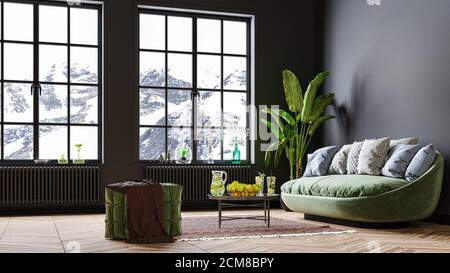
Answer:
0, 209, 449, 253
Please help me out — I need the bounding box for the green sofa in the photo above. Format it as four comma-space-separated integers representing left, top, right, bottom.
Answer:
105, 183, 183, 240
281, 152, 444, 224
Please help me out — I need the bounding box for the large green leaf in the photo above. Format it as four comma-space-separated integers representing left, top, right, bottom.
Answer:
309, 93, 335, 122
264, 141, 280, 166
307, 115, 335, 136
274, 142, 285, 167
262, 107, 284, 131
278, 109, 296, 127
283, 70, 303, 113
261, 119, 283, 140
301, 71, 330, 122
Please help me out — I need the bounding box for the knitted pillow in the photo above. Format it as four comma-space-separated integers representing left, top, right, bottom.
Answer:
346, 141, 364, 174
328, 144, 352, 175
357, 137, 391, 176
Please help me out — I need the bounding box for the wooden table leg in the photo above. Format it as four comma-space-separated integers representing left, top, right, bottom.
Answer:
264, 200, 267, 223
218, 200, 222, 228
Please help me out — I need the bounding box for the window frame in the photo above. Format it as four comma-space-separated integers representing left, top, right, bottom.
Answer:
137, 8, 252, 165
0, 0, 103, 164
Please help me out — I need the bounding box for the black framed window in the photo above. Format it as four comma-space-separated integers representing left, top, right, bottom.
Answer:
138, 9, 251, 163
0, 0, 102, 163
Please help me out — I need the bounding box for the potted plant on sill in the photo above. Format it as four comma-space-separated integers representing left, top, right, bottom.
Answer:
261, 70, 335, 179
58, 153, 68, 165
73, 144, 85, 164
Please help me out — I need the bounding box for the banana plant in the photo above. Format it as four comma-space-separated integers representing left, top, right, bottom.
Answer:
261, 70, 335, 179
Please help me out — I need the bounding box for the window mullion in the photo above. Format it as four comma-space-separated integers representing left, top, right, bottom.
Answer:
192, 17, 197, 162
67, 5, 71, 161
1, 1, 4, 160
164, 15, 168, 159
220, 19, 224, 161
33, 2, 39, 160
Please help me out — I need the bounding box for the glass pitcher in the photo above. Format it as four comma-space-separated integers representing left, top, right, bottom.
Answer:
210, 170, 228, 197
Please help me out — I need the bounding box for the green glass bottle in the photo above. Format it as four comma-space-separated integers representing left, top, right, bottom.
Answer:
232, 143, 241, 164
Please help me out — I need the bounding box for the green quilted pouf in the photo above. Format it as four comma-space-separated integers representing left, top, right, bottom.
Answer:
104, 183, 183, 240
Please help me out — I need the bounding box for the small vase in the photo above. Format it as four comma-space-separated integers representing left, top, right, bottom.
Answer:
231, 143, 241, 164
206, 142, 214, 164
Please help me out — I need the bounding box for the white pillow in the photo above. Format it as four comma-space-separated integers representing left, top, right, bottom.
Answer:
358, 137, 391, 176
329, 145, 352, 175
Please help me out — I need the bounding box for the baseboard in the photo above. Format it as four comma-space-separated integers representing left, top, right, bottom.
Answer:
304, 214, 411, 229
424, 214, 450, 225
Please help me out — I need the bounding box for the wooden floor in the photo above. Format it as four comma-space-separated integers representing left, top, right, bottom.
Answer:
0, 209, 450, 253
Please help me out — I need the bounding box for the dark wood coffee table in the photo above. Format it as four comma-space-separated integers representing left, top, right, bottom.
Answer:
207, 194, 280, 228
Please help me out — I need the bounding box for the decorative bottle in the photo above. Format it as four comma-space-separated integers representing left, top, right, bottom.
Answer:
232, 143, 241, 164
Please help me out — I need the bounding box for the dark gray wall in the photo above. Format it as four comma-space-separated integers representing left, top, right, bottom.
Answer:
102, 0, 316, 199
319, 0, 450, 215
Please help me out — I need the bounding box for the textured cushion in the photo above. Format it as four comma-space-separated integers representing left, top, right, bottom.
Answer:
304, 146, 339, 177
390, 137, 419, 149
328, 145, 352, 175
381, 144, 421, 178
281, 175, 407, 198
405, 144, 436, 182
346, 141, 363, 174
357, 137, 391, 175
105, 183, 183, 240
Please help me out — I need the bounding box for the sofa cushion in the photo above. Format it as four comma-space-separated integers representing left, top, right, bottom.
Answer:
328, 144, 352, 175
304, 146, 339, 177
281, 175, 406, 198
381, 144, 421, 178
346, 141, 363, 174
358, 137, 391, 175
405, 144, 436, 182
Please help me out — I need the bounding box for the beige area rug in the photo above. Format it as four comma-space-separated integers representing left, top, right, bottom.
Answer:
177, 215, 355, 241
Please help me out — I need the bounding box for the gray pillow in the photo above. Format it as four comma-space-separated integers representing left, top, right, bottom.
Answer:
358, 137, 391, 176
381, 144, 421, 178
328, 144, 352, 175
405, 144, 436, 182
346, 141, 364, 174
390, 137, 419, 149
304, 146, 339, 177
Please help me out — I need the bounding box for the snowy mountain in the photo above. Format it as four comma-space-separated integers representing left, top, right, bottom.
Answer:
139, 66, 248, 161
3, 62, 247, 161
3, 63, 98, 160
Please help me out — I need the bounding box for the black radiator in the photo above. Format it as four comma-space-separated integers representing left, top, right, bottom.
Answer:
0, 166, 101, 207
145, 165, 252, 202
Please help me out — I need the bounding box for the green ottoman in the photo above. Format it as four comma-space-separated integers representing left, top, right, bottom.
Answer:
105, 183, 182, 240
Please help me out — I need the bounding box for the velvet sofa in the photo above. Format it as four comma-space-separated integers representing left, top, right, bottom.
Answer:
281, 152, 444, 225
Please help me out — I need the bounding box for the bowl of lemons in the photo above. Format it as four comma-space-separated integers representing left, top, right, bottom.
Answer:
226, 180, 261, 197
